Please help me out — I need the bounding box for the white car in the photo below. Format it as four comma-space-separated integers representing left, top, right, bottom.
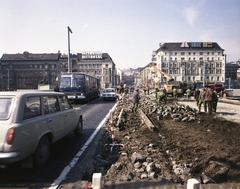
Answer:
0, 91, 83, 168
102, 88, 117, 101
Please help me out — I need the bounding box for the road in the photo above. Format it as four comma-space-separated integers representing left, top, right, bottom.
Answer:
0, 97, 116, 189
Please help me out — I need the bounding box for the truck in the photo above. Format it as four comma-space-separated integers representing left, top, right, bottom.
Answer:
149, 63, 183, 97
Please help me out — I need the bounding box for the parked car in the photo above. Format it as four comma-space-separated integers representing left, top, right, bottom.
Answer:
102, 88, 117, 101
0, 91, 83, 168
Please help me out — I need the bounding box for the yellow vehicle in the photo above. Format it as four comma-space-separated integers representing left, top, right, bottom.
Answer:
149, 63, 183, 96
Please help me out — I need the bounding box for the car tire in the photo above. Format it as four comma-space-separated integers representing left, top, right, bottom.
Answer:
34, 136, 50, 167
74, 117, 83, 136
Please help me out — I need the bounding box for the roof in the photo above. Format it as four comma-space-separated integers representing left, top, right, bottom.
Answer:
1, 53, 60, 61
156, 42, 224, 53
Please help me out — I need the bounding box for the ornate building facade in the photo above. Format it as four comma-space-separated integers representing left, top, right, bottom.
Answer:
149, 42, 226, 86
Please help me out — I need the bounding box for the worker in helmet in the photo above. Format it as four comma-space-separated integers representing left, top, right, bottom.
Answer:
157, 88, 166, 104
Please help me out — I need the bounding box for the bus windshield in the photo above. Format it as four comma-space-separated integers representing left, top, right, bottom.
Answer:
60, 74, 84, 88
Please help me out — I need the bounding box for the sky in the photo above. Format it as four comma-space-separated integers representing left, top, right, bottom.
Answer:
0, 0, 240, 69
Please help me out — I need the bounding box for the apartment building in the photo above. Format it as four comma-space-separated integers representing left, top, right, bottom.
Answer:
0, 51, 118, 91
147, 42, 226, 87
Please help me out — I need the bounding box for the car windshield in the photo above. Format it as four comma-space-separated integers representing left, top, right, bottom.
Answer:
104, 89, 115, 93
0, 98, 12, 119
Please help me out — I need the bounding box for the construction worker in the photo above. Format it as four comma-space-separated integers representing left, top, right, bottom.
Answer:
131, 88, 140, 113
198, 87, 206, 112
172, 87, 178, 101
212, 88, 218, 113
157, 88, 166, 104
205, 85, 213, 114
186, 88, 191, 101
194, 88, 200, 106
155, 87, 159, 99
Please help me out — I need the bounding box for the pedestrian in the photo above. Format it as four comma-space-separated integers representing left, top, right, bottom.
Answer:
172, 87, 178, 101
54, 85, 59, 92
212, 89, 218, 113
131, 88, 140, 113
194, 88, 200, 106
143, 86, 147, 95
186, 87, 191, 101
204, 86, 213, 114
147, 86, 149, 95
157, 88, 166, 104
198, 87, 206, 112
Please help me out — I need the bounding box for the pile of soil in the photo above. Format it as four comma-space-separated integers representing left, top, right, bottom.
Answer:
83, 94, 240, 185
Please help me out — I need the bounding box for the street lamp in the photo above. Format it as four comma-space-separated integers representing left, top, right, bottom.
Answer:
67, 26, 73, 73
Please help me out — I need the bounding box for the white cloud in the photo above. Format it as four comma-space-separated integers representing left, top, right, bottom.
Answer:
183, 7, 200, 27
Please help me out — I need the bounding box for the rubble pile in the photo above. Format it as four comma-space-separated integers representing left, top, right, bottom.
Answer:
83, 93, 240, 185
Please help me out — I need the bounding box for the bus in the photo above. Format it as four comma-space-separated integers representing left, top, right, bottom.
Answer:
59, 73, 100, 102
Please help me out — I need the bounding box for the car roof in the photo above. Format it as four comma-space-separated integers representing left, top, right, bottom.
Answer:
0, 91, 65, 97
104, 88, 115, 90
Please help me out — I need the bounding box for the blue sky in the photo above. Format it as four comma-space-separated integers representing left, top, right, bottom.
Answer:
0, 0, 239, 69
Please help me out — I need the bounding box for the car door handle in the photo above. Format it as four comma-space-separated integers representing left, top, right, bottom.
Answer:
65, 114, 68, 117
48, 118, 53, 122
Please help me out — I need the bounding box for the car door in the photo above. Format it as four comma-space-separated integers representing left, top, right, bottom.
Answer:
58, 95, 78, 134
43, 95, 65, 142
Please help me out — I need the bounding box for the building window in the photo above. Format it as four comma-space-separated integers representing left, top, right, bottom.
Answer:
189, 52, 191, 55
212, 52, 214, 55
181, 52, 185, 55
193, 52, 196, 55
189, 58, 191, 60
175, 58, 177, 61
199, 52, 203, 55
175, 52, 177, 55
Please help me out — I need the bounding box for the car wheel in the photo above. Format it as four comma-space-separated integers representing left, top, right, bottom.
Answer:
74, 117, 83, 136
34, 136, 50, 167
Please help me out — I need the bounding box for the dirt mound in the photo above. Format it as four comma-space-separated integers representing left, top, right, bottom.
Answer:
84, 94, 240, 185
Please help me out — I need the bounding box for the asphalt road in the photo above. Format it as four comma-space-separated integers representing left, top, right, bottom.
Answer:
0, 97, 116, 189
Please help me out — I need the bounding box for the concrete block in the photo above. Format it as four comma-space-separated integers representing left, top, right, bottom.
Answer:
92, 173, 102, 189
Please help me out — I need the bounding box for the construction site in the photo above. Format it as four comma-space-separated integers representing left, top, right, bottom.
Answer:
61, 92, 240, 189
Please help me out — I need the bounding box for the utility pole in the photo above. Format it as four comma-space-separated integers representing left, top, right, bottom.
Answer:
67, 26, 72, 73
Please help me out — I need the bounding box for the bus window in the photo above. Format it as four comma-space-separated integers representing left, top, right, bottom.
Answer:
60, 77, 71, 87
